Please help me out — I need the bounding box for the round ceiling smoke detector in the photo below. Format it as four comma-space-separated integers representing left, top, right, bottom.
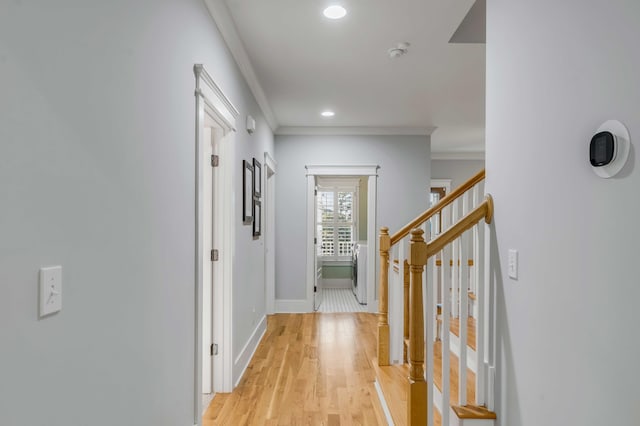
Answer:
388, 42, 410, 58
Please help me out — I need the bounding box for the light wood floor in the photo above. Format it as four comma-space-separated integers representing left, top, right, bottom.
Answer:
204, 313, 387, 425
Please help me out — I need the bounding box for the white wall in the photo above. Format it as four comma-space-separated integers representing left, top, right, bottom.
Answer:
486, 1, 640, 425
431, 159, 485, 190
274, 134, 430, 301
0, 1, 272, 424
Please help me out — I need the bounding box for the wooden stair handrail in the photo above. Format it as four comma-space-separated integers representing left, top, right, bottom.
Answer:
403, 194, 493, 425
426, 195, 493, 258
390, 168, 485, 245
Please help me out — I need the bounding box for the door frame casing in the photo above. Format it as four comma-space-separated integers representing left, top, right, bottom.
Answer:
430, 179, 451, 195
193, 64, 237, 424
264, 152, 277, 315
305, 165, 379, 313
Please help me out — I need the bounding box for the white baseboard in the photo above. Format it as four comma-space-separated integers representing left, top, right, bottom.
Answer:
374, 380, 395, 426
233, 315, 267, 387
275, 299, 311, 313
201, 393, 214, 415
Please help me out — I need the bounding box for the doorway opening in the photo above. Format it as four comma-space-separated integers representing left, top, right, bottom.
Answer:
305, 165, 379, 313
314, 177, 365, 313
193, 64, 238, 425
430, 179, 451, 237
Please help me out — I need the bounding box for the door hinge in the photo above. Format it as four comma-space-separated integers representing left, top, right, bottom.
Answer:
212, 343, 218, 356
211, 249, 219, 261
314, 286, 317, 292
211, 154, 219, 167
314, 237, 317, 244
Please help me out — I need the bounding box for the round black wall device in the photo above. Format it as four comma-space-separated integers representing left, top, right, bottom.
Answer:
590, 120, 630, 178
589, 131, 616, 167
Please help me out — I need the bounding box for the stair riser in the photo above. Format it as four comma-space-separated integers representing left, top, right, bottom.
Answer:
449, 410, 495, 426
449, 331, 477, 373
434, 388, 495, 426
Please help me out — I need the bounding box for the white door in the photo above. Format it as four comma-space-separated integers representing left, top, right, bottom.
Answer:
202, 128, 214, 395
313, 184, 322, 311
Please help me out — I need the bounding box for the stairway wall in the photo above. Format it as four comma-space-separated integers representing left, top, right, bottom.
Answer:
486, 1, 640, 425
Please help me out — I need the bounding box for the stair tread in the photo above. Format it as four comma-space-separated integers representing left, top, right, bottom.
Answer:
449, 316, 477, 351
375, 340, 482, 425
373, 359, 443, 426
433, 340, 476, 406
452, 404, 497, 419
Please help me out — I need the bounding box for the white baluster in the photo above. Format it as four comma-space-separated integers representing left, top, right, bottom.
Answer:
433, 254, 439, 344
459, 230, 470, 406
484, 220, 494, 411
475, 221, 486, 405
441, 245, 451, 426
451, 199, 459, 318
462, 188, 470, 215
472, 184, 481, 298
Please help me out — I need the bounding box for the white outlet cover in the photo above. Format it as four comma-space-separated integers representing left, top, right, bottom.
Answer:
40, 266, 62, 317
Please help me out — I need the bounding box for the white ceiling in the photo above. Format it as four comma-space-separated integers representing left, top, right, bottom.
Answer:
210, 0, 485, 153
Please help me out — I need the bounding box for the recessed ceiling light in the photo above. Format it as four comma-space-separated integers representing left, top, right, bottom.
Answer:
321, 110, 335, 117
323, 5, 347, 20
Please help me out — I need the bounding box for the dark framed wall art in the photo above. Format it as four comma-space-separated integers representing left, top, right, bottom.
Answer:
243, 160, 253, 224
253, 158, 261, 198
253, 199, 261, 237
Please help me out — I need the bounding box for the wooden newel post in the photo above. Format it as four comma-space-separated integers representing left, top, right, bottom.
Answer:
378, 226, 390, 366
408, 228, 428, 425
403, 259, 410, 363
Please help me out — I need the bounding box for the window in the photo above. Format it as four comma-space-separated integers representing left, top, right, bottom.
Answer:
317, 188, 356, 259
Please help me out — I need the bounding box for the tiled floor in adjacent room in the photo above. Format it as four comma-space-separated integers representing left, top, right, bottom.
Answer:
318, 288, 367, 313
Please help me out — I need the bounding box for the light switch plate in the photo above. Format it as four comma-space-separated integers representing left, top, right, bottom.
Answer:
40, 266, 62, 317
508, 250, 518, 280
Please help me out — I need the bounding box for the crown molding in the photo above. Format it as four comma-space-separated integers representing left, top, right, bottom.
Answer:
276, 126, 436, 136
203, 0, 278, 131
431, 151, 485, 160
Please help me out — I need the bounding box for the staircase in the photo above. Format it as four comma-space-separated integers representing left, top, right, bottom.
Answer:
375, 169, 497, 426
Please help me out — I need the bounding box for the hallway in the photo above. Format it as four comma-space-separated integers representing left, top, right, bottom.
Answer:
204, 313, 386, 425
